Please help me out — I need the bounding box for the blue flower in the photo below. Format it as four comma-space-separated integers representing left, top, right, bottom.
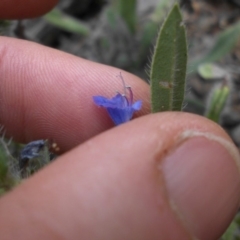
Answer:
93, 73, 142, 125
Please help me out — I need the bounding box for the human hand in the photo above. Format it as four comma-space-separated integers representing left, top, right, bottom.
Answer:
1, 1, 240, 239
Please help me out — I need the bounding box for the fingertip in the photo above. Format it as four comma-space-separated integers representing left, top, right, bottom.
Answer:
0, 37, 150, 151
162, 133, 240, 239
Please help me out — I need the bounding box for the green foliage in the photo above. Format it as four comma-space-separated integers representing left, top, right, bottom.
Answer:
150, 3, 187, 112
205, 82, 229, 123
44, 8, 89, 36
189, 20, 240, 73
0, 151, 8, 181
113, 0, 137, 33
0, 138, 53, 194
0, 148, 17, 196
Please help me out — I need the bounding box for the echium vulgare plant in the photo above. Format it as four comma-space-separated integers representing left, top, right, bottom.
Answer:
18, 3, 189, 177
0, 3, 189, 191
93, 72, 142, 125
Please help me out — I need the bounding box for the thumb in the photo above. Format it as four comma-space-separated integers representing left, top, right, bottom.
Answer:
0, 112, 240, 240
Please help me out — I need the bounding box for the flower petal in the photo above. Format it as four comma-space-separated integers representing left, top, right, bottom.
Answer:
106, 107, 133, 125
93, 83, 142, 125
93, 96, 110, 105
93, 94, 126, 108
132, 100, 142, 110
111, 94, 128, 108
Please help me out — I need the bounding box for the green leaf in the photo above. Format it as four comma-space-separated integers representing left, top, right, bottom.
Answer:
150, 3, 187, 112
0, 148, 17, 195
44, 8, 89, 36
205, 83, 229, 123
189, 20, 240, 73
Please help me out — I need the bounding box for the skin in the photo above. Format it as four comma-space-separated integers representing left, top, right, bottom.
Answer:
1, 1, 240, 239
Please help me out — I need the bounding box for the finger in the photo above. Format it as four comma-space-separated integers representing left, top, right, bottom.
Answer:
0, 0, 58, 19
0, 37, 150, 151
1, 112, 240, 240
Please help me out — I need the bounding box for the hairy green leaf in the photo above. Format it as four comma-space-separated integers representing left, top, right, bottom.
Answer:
150, 3, 187, 112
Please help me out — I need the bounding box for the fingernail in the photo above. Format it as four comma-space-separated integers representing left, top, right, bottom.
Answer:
161, 131, 240, 240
